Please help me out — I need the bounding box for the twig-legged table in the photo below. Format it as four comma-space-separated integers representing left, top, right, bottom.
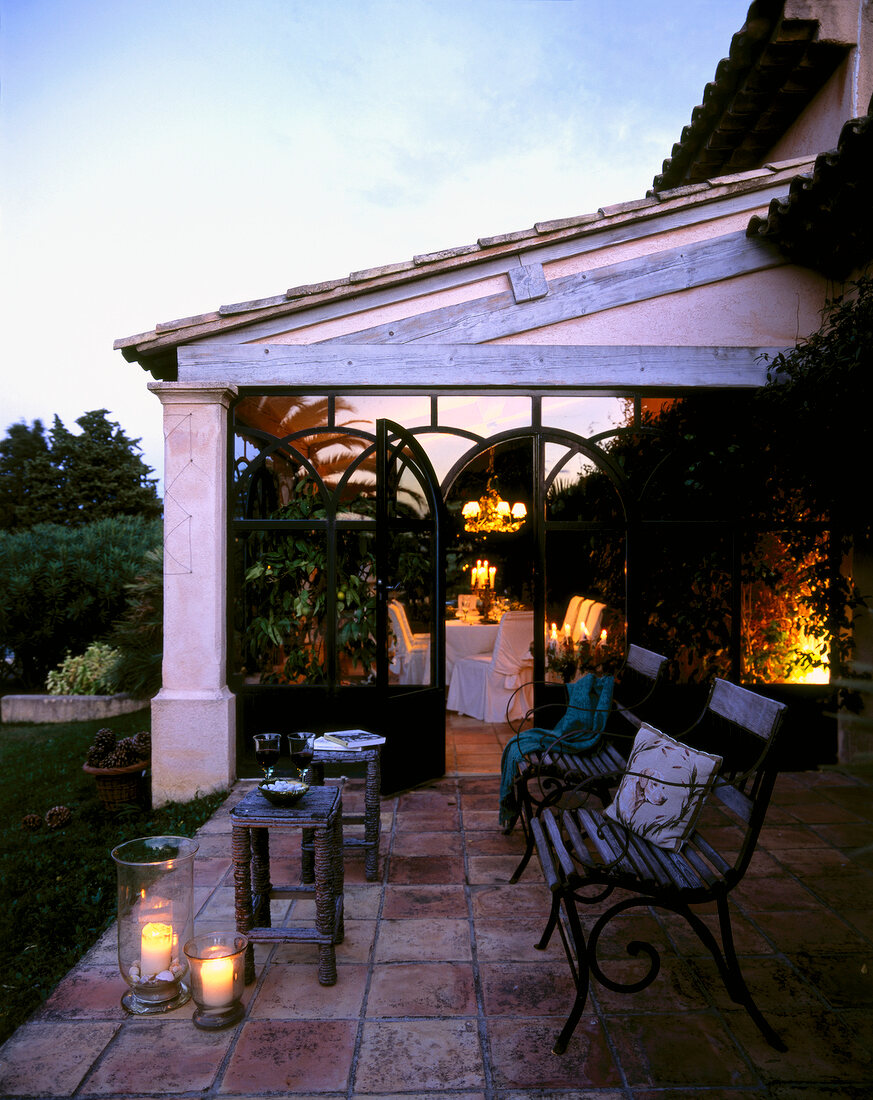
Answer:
230, 785, 344, 986
304, 744, 382, 882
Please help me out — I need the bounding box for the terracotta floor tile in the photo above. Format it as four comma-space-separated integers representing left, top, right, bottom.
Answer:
367, 962, 477, 1016
83, 1019, 232, 1094
759, 824, 833, 850
388, 854, 466, 883
723, 1008, 873, 1085
220, 1019, 356, 1093
382, 883, 469, 918
591, 955, 712, 1013
473, 915, 564, 961
250, 961, 368, 1017
36, 964, 126, 1020
354, 1019, 484, 1092
462, 809, 504, 831
659, 909, 774, 955
467, 853, 531, 884
391, 830, 463, 856
480, 960, 577, 1016
789, 951, 873, 1009
0, 1021, 120, 1097
470, 882, 552, 918
772, 846, 858, 876
786, 800, 867, 824
733, 875, 825, 911
605, 1011, 758, 1088
800, 872, 873, 909
487, 1016, 621, 1088
374, 918, 472, 961
752, 910, 868, 953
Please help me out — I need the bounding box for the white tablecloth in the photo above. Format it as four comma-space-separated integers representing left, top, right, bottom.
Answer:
445, 620, 499, 682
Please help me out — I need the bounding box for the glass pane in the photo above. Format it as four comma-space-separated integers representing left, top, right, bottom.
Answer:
636, 526, 732, 684
336, 529, 377, 685
446, 440, 534, 616
545, 446, 624, 523
741, 529, 830, 685
344, 395, 431, 432
232, 528, 329, 685
437, 395, 531, 436
545, 529, 626, 677
542, 396, 632, 437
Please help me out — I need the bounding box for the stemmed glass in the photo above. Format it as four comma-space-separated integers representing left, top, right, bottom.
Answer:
287, 732, 316, 782
252, 733, 282, 779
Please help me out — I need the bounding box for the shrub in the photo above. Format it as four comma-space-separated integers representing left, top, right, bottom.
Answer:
106, 547, 163, 698
0, 516, 161, 688
45, 641, 121, 695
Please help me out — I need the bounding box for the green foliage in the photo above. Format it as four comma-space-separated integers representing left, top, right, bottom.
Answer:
106, 547, 164, 698
547, 277, 872, 686
0, 516, 161, 688
45, 641, 121, 695
0, 409, 160, 530
0, 712, 227, 1045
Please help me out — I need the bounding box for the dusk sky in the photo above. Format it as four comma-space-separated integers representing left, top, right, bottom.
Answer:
1, 0, 752, 483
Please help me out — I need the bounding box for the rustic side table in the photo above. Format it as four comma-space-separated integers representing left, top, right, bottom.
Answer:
304, 743, 382, 882
230, 784, 344, 986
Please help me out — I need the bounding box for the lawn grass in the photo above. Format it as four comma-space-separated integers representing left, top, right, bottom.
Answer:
0, 710, 228, 1045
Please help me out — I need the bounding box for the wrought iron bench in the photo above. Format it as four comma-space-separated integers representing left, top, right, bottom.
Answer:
526, 677, 787, 1054
506, 644, 669, 878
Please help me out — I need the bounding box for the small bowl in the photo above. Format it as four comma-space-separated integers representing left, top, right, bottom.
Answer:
257, 778, 309, 806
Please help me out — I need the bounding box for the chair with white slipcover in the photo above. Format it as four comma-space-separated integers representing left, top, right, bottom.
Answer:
388, 601, 429, 684
447, 610, 534, 722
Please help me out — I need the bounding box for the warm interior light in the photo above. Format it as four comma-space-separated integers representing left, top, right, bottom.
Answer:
461, 452, 527, 534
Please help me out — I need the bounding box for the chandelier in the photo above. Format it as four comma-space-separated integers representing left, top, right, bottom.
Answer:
462, 454, 527, 533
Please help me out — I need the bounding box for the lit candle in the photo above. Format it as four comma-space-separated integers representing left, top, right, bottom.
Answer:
563, 623, 571, 639
550, 623, 557, 643
141, 922, 173, 976
600, 629, 607, 644
488, 566, 496, 589
199, 953, 235, 1007
580, 622, 589, 640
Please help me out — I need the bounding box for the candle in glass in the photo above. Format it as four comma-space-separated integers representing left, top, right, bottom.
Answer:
141, 921, 173, 976
200, 953, 235, 1006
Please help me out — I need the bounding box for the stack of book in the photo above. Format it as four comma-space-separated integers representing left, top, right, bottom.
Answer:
313, 729, 386, 751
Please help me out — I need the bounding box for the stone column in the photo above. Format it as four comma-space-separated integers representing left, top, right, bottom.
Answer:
147, 382, 238, 805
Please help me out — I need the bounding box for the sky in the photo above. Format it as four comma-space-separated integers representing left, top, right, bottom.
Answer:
1, 0, 754, 486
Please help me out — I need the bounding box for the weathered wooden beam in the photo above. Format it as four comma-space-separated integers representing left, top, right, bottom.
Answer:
324, 230, 786, 346
177, 343, 782, 388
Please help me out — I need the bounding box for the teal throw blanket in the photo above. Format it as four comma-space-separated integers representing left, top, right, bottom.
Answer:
499, 672, 614, 829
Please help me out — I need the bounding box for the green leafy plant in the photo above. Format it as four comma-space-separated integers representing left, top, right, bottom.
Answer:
45, 641, 121, 695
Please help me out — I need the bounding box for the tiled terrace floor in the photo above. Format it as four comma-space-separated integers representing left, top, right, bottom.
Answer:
2, 718, 872, 1098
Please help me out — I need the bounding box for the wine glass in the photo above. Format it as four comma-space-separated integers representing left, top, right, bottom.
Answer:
287, 732, 316, 782
252, 733, 282, 779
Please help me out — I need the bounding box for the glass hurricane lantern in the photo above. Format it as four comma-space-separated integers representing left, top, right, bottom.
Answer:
111, 835, 199, 1015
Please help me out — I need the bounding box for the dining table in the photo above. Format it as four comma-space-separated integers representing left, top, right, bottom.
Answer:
445, 617, 500, 683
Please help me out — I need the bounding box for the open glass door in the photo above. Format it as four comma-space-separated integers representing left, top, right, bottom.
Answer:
230, 401, 446, 794
375, 420, 446, 792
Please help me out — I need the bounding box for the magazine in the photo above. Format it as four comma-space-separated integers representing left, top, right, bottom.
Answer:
319, 729, 386, 749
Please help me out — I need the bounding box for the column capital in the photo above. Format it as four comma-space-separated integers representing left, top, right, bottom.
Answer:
148, 381, 238, 408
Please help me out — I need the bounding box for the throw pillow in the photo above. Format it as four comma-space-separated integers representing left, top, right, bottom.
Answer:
603, 723, 722, 851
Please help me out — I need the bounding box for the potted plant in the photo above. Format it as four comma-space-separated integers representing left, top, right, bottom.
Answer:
83, 727, 151, 810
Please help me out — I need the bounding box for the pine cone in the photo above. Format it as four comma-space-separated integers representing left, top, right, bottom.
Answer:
131, 731, 151, 757
22, 813, 42, 831
102, 747, 126, 768
45, 805, 72, 830
113, 739, 138, 766
93, 728, 116, 754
